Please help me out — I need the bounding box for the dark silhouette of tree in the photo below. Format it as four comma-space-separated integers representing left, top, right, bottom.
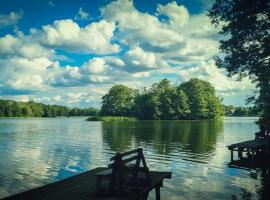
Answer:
209, 0, 270, 128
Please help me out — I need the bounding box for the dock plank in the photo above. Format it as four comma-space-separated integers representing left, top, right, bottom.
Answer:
227, 140, 268, 149
2, 168, 171, 200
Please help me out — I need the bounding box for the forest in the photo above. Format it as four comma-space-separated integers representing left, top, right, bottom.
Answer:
0, 99, 99, 117
0, 79, 258, 119
100, 78, 224, 120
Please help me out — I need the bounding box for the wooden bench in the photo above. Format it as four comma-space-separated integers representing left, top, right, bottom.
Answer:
94, 148, 152, 195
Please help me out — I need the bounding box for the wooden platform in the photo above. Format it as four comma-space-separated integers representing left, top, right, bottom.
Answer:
227, 139, 270, 169
2, 167, 172, 200
227, 140, 268, 149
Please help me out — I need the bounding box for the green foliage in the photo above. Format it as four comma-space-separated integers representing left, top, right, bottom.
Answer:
100, 85, 137, 117
86, 116, 137, 122
101, 78, 223, 120
0, 99, 99, 118
179, 78, 223, 119
209, 0, 270, 128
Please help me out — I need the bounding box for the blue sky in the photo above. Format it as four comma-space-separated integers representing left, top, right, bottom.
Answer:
0, 0, 255, 108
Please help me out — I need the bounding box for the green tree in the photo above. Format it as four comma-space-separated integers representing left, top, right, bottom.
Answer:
233, 107, 249, 116
172, 88, 191, 119
134, 92, 157, 120
100, 85, 137, 116
22, 105, 33, 117
4, 100, 14, 117
209, 0, 270, 127
179, 78, 223, 119
13, 102, 22, 117
29, 102, 44, 117
151, 79, 174, 119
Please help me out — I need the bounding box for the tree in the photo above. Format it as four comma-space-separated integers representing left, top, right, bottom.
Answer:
22, 105, 33, 117
134, 92, 157, 120
4, 100, 14, 117
179, 78, 223, 119
209, 0, 270, 127
172, 88, 191, 119
100, 85, 137, 116
150, 79, 174, 119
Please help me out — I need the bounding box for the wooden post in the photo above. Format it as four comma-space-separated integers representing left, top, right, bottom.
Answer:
155, 185, 160, 200
238, 148, 243, 160
231, 149, 233, 162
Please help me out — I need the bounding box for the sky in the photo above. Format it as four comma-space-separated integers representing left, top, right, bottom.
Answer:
0, 0, 255, 108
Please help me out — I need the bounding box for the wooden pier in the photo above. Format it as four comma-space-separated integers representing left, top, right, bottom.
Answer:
227, 139, 270, 169
2, 167, 171, 200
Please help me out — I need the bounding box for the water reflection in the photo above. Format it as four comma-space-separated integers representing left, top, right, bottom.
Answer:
0, 117, 265, 200
102, 119, 223, 155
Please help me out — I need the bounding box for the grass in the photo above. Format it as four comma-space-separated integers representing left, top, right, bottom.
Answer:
86, 116, 137, 122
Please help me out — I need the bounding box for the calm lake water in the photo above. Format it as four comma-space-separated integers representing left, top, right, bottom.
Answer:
0, 117, 266, 199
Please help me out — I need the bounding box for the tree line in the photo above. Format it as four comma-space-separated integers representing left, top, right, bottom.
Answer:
224, 105, 259, 116
0, 99, 99, 117
100, 78, 224, 120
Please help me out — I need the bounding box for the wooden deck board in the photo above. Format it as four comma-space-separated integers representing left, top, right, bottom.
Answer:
227, 139, 268, 149
2, 168, 171, 200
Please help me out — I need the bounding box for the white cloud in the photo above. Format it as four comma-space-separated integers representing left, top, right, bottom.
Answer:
175, 61, 255, 94
81, 57, 110, 74
132, 72, 151, 78
0, 11, 23, 27
0, 0, 255, 106
0, 34, 54, 59
157, 1, 189, 27
0, 57, 53, 94
39, 19, 119, 54
101, 0, 186, 53
74, 7, 91, 20
124, 46, 169, 71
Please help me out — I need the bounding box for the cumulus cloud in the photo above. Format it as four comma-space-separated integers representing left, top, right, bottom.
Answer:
100, 0, 219, 68
101, 0, 186, 53
0, 34, 54, 59
0, 10, 23, 28
38, 19, 119, 54
0, 56, 53, 94
0, 0, 255, 106
80, 57, 110, 74
174, 61, 255, 94
157, 1, 189, 27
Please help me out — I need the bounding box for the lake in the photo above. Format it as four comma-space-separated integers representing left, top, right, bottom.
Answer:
0, 117, 266, 199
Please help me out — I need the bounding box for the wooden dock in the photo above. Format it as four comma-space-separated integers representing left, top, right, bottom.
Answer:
227, 139, 270, 169
2, 167, 171, 200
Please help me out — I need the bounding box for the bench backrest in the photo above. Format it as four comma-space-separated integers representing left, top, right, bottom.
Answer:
108, 148, 151, 193
108, 148, 145, 168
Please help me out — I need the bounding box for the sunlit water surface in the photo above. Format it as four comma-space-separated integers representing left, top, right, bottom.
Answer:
0, 117, 264, 199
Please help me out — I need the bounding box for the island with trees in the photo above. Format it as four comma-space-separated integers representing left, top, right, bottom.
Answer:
0, 78, 259, 120
93, 78, 224, 121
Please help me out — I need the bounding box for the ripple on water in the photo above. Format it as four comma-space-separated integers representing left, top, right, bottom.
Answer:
0, 117, 263, 199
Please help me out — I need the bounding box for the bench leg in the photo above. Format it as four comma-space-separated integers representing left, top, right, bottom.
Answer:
155, 185, 160, 200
